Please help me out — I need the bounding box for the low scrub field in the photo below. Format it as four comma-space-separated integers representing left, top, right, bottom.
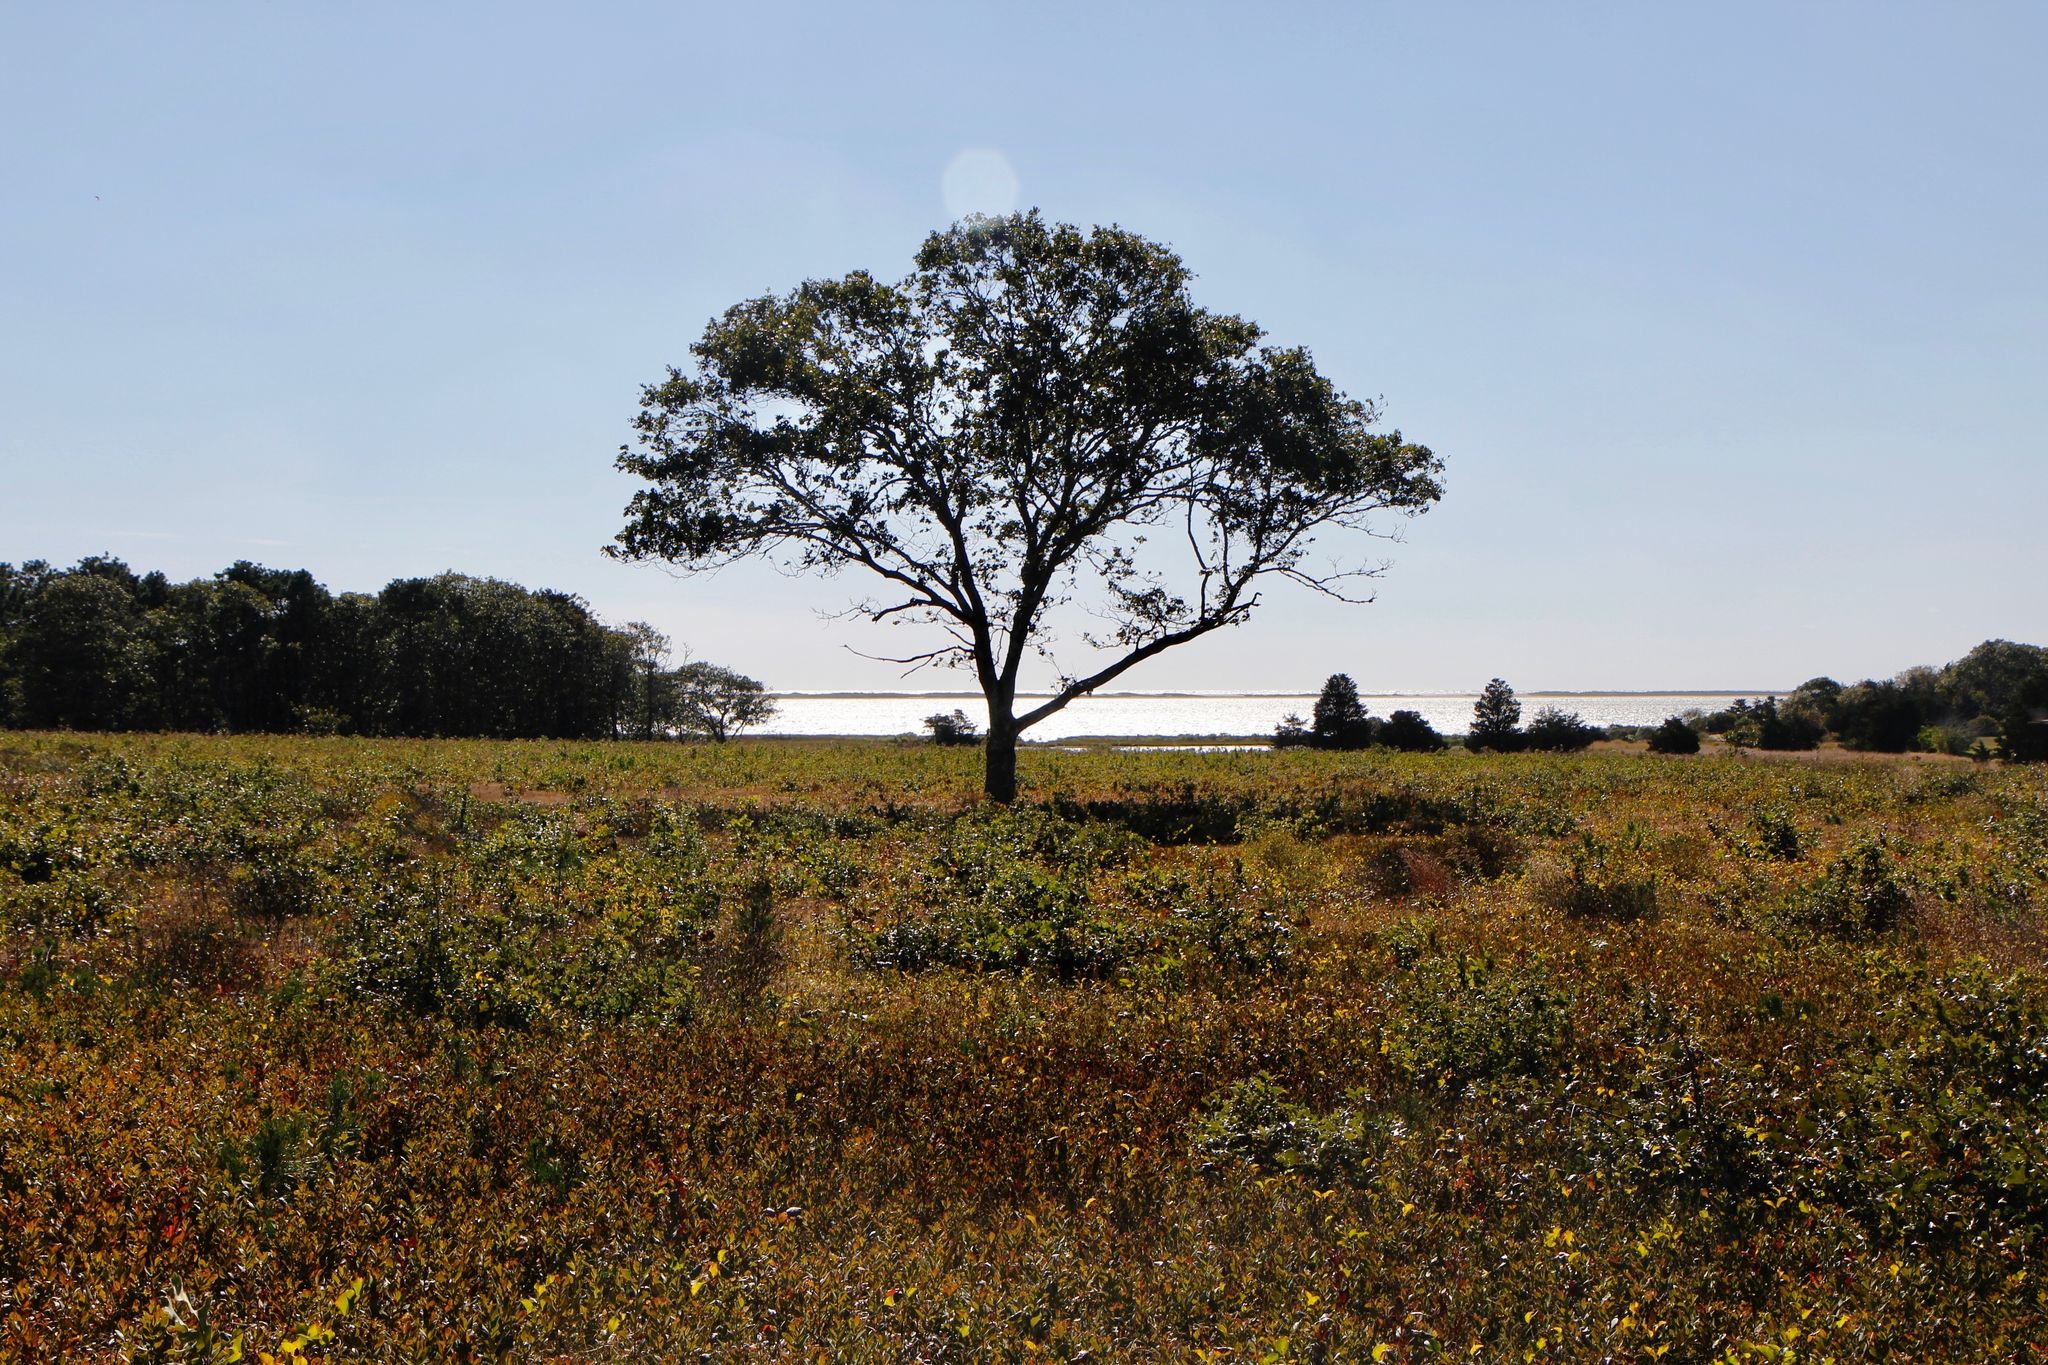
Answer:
1, 733, 2044, 1362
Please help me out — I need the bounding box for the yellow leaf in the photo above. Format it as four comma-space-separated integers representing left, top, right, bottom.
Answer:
1373, 1345, 1393, 1362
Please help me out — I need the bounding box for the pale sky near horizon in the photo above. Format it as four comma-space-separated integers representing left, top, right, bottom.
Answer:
3, 2, 2043, 694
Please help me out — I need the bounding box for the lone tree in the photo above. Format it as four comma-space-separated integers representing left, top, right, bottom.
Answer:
1466, 678, 1523, 752
671, 661, 777, 741
1310, 673, 1377, 750
924, 708, 981, 746
613, 213, 1443, 801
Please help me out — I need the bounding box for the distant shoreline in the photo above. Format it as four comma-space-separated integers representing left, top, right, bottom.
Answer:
769, 689, 1781, 700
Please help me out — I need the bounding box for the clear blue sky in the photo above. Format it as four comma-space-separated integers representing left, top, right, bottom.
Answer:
3, 2, 2042, 693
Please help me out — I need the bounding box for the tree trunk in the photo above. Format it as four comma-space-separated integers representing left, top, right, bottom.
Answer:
983, 714, 1019, 803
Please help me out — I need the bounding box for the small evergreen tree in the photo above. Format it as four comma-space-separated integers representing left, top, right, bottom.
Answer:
1465, 678, 1523, 752
1310, 673, 1377, 750
1646, 715, 1702, 755
1272, 712, 1313, 749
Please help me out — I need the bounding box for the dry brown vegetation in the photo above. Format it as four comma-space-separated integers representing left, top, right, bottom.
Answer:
1, 733, 2044, 1362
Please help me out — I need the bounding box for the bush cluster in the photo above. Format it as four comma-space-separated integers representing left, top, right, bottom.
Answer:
2, 733, 2045, 1359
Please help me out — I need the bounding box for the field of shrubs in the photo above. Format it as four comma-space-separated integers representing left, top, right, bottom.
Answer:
1, 732, 2044, 1362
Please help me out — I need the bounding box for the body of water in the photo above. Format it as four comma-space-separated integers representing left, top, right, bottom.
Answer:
757, 692, 1770, 740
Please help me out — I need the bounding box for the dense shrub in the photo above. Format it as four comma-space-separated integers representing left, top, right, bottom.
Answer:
1778, 836, 1912, 938
1270, 712, 1312, 748
858, 863, 1132, 980
1833, 679, 1926, 752
1379, 708, 1447, 752
1725, 697, 1823, 750
1825, 966, 2048, 1242
1522, 706, 1600, 752
6, 734, 2048, 1359
1047, 784, 1255, 844
1738, 806, 1805, 861
1384, 951, 1572, 1092
1529, 831, 1659, 920
1645, 715, 1701, 754
1192, 1074, 1389, 1184
922, 709, 980, 745
2000, 680, 2048, 762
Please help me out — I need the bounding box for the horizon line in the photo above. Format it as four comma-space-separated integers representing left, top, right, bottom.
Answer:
767, 688, 1789, 700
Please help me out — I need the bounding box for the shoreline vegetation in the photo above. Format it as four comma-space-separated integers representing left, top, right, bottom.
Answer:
8, 557, 2039, 761
0, 731, 2043, 1358
767, 690, 1782, 700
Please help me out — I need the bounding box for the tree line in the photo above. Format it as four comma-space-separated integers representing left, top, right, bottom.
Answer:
0, 556, 773, 741
1679, 640, 2048, 760
1275, 674, 1602, 754
1275, 639, 2048, 762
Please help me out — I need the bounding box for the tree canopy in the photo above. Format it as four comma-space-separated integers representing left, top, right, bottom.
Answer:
1309, 673, 1377, 750
1465, 679, 1523, 752
613, 212, 1444, 799
0, 557, 756, 741
670, 661, 778, 741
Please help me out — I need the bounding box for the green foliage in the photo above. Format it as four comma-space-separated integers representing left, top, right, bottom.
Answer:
1917, 721, 1977, 756
1522, 705, 1600, 752
1379, 708, 1446, 752
1938, 639, 2048, 721
1833, 679, 1926, 752
4, 733, 2047, 1359
1270, 711, 1312, 749
1999, 676, 2048, 763
1378, 912, 1438, 967
1777, 835, 1912, 939
1530, 830, 1660, 920
1308, 673, 1377, 749
610, 212, 1444, 800
923, 709, 980, 746
670, 660, 776, 741
0, 557, 700, 740
1645, 714, 1701, 754
1464, 678, 1523, 752
1827, 966, 2048, 1243
1193, 1074, 1390, 1184
1724, 696, 1823, 750
1385, 951, 1572, 1092
1049, 783, 1258, 844
1741, 807, 1805, 861
225, 842, 331, 919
